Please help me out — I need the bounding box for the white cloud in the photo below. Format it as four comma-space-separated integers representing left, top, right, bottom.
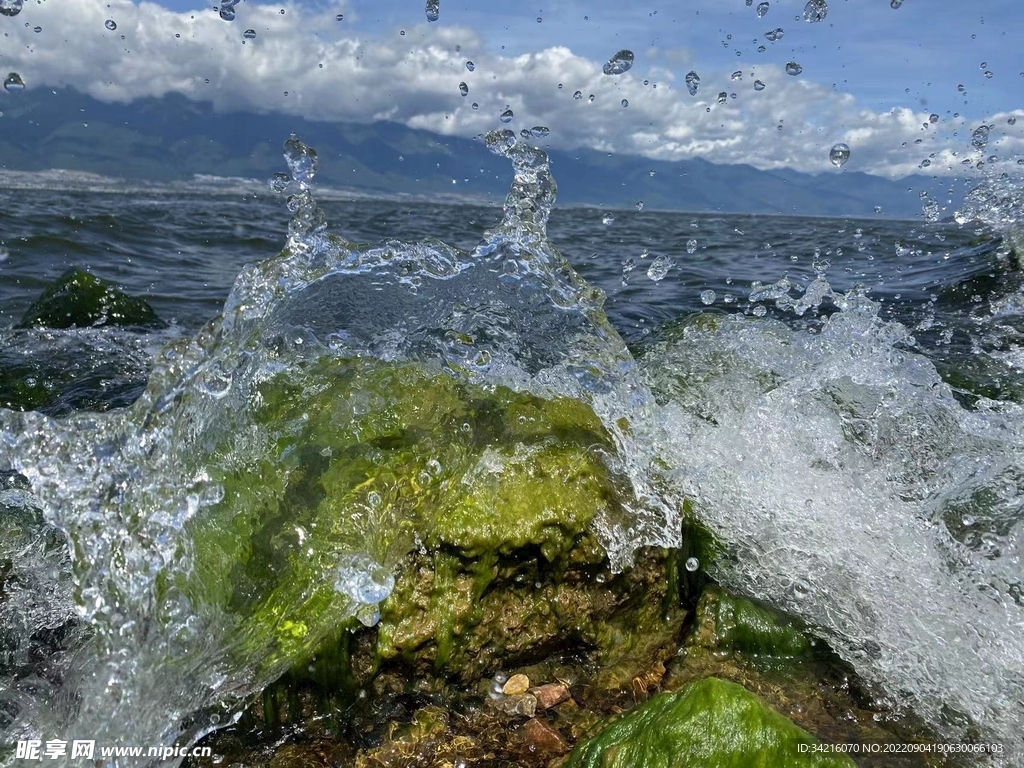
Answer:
0, 0, 1020, 178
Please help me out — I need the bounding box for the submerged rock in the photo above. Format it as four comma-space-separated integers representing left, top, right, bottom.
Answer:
16, 268, 165, 330
565, 677, 854, 768
687, 585, 811, 658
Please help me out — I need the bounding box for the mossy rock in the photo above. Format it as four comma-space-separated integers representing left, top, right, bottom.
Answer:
565, 677, 855, 768
16, 268, 165, 330
687, 586, 811, 658
183, 355, 692, 693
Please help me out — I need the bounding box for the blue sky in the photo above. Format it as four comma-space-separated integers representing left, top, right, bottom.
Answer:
0, 0, 1021, 176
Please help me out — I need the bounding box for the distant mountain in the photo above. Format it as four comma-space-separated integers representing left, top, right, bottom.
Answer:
0, 87, 949, 218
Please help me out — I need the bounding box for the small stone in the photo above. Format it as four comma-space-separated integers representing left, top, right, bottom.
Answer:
502, 673, 531, 696
516, 718, 568, 755
531, 682, 571, 710
496, 693, 538, 717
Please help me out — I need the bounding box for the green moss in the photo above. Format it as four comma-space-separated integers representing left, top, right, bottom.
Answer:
16, 269, 165, 329
182, 355, 623, 682
566, 678, 855, 768
688, 586, 810, 658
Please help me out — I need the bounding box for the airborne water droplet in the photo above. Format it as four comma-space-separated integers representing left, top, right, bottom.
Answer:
803, 0, 828, 23
700, 289, 716, 305
890, 0, 903, 7
459, 82, 468, 97
0, 0, 23, 17
971, 125, 990, 151
218, 3, 235, 22
754, 80, 766, 91
687, 239, 698, 254
602, 49, 635, 75
500, 109, 514, 123
731, 70, 743, 81
717, 92, 727, 104
765, 28, 784, 41
621, 98, 629, 107
756, 2, 769, 17
573, 90, 583, 100
425, 0, 439, 22
283, 133, 318, 187
602, 213, 615, 225
785, 61, 803, 76
929, 113, 939, 123
531, 126, 549, 138
466, 60, 475, 71
685, 71, 700, 96
635, 201, 644, 211
685, 557, 699, 572
647, 255, 672, 281
105, 19, 117, 30
829, 143, 850, 168
243, 29, 256, 40
3, 72, 25, 92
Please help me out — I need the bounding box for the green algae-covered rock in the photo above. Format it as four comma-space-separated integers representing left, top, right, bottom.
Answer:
565, 677, 854, 768
183, 354, 679, 686
688, 586, 810, 658
16, 268, 165, 329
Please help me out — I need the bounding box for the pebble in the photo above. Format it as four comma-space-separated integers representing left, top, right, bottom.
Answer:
530, 682, 571, 710
516, 718, 568, 755
502, 673, 531, 696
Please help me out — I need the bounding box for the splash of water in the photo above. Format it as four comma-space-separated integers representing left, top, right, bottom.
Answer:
638, 273, 1024, 758
0, 130, 665, 764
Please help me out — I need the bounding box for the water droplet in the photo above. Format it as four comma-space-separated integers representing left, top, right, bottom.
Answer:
785, 61, 803, 76
400, 30, 406, 36
792, 578, 812, 600
700, 289, 716, 305
283, 133, 318, 187
499, 109, 514, 123
685, 557, 700, 572
3, 72, 25, 92
890, 0, 902, 7
764, 28, 784, 41
731, 70, 743, 81
829, 143, 850, 168
621, 98, 629, 107
983, 70, 993, 79
1009, 116, 1017, 125
334, 553, 394, 605
425, 0, 439, 22
687, 239, 698, 254
602, 213, 615, 225
531, 125, 549, 137
756, 2, 769, 17
717, 91, 728, 104
803, 0, 827, 22
602, 49, 635, 76
466, 60, 475, 71
0, 0, 23, 17
971, 125, 989, 150
754, 79, 766, 91
635, 201, 644, 211
685, 70, 700, 96
336, 13, 344, 21
243, 28, 255, 40
929, 113, 939, 123
459, 82, 468, 96
647, 255, 671, 281
471, 102, 478, 110
218, 4, 235, 22
573, 90, 583, 100
105, 18, 117, 30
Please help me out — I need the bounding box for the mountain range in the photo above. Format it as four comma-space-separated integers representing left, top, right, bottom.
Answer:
0, 87, 951, 218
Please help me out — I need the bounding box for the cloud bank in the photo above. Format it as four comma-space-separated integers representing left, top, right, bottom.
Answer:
0, 0, 1020, 178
